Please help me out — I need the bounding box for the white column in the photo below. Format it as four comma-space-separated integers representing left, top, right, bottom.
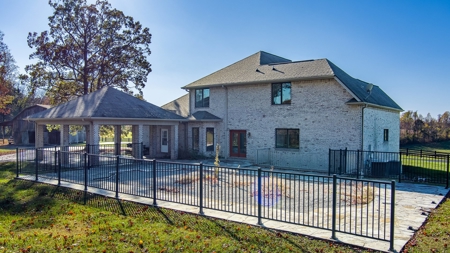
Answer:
148, 125, 155, 158
92, 123, 100, 152
60, 124, 70, 165
171, 124, 179, 159
35, 124, 45, 161
35, 124, 45, 148
132, 124, 143, 159
114, 125, 121, 155
60, 125, 70, 146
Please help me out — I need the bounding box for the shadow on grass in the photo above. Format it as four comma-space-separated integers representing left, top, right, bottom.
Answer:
1, 161, 375, 252
402, 165, 449, 185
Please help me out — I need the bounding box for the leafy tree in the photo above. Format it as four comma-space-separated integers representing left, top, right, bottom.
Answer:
26, 0, 152, 105
401, 110, 450, 144
0, 31, 16, 115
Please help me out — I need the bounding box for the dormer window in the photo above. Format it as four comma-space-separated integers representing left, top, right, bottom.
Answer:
195, 88, 210, 108
272, 82, 291, 105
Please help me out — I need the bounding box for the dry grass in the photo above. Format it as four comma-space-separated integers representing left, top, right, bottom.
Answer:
339, 182, 375, 205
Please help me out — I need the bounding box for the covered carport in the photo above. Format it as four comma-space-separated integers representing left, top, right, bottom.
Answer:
27, 87, 187, 160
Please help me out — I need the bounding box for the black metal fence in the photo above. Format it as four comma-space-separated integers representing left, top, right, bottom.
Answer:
16, 148, 395, 250
329, 149, 450, 188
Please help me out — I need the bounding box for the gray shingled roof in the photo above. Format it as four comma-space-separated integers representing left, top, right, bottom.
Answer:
188, 111, 221, 121
27, 87, 186, 120
161, 94, 189, 117
182, 51, 402, 111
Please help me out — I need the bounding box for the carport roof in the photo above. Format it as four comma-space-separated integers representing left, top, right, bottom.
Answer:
27, 87, 186, 121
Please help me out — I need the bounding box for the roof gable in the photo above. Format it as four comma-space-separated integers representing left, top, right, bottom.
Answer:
28, 87, 186, 120
327, 60, 402, 110
161, 94, 189, 117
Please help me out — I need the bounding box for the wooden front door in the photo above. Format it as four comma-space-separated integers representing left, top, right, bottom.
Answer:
230, 130, 246, 157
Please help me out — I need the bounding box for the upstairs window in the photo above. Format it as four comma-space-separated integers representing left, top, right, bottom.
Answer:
384, 129, 389, 142
195, 88, 210, 108
272, 82, 291, 105
275, 128, 299, 149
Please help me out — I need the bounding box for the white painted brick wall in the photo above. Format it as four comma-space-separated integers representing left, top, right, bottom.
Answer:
187, 79, 369, 171
363, 107, 400, 152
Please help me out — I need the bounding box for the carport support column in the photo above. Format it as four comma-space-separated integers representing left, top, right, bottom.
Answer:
170, 124, 178, 160
132, 124, 143, 159
114, 125, 121, 155
88, 123, 100, 165
35, 124, 45, 161
60, 125, 70, 165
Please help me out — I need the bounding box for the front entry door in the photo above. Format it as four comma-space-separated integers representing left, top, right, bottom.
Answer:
161, 129, 168, 153
230, 130, 246, 157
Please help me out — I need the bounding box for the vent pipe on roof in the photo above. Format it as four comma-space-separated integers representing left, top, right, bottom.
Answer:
366, 83, 373, 93
364, 83, 374, 100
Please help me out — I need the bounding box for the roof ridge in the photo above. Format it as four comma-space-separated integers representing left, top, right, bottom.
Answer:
182, 51, 262, 89
90, 87, 110, 117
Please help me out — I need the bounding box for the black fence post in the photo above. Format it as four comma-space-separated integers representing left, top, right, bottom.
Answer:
35, 148, 38, 181
16, 148, 19, 178
152, 159, 157, 206
328, 149, 331, 176
389, 180, 396, 252
399, 152, 402, 183
446, 155, 449, 189
331, 174, 337, 240
115, 155, 120, 198
84, 153, 88, 205
344, 148, 347, 175
57, 151, 61, 186
54, 149, 58, 173
199, 162, 204, 215
356, 150, 360, 179
257, 167, 262, 226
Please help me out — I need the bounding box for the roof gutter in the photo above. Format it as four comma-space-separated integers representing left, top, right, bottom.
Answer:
345, 101, 403, 112
181, 75, 335, 90
27, 117, 189, 122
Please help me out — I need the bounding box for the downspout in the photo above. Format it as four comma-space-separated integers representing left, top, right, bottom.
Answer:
187, 89, 191, 117
361, 104, 367, 151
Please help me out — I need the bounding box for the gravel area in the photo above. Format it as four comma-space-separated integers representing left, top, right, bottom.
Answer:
0, 153, 16, 162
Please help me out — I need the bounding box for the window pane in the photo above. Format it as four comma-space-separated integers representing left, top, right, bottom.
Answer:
195, 89, 203, 107
276, 129, 287, 148
239, 132, 247, 154
203, 89, 210, 107
206, 128, 214, 151
272, 83, 281, 105
288, 129, 299, 148
192, 128, 199, 151
281, 83, 291, 104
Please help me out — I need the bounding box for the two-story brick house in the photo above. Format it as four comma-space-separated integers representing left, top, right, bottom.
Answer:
163, 51, 402, 171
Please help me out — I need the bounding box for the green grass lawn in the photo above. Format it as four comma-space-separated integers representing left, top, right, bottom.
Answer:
401, 140, 450, 153
0, 162, 377, 253
402, 195, 450, 252
0, 148, 15, 156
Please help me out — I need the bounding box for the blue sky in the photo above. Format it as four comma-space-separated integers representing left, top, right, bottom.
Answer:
1, 0, 449, 118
